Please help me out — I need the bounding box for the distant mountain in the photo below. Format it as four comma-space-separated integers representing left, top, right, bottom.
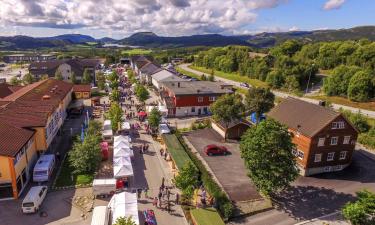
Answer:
239, 26, 375, 48
46, 34, 96, 44
99, 37, 117, 43
0, 35, 71, 49
118, 32, 251, 48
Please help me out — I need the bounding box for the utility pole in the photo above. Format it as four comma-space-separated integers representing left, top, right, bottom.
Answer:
305, 63, 315, 94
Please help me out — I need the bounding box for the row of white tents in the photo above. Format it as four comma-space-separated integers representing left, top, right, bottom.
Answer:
113, 135, 134, 179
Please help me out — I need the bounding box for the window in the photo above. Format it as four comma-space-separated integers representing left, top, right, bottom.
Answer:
327, 152, 335, 161
332, 121, 345, 129
191, 107, 195, 113
292, 148, 297, 156
330, 137, 338, 145
332, 122, 338, 129
335, 165, 343, 171
197, 97, 203, 102
343, 136, 351, 144
339, 151, 347, 160
297, 150, 304, 159
209, 96, 216, 102
324, 166, 332, 172
318, 138, 325, 147
314, 154, 322, 162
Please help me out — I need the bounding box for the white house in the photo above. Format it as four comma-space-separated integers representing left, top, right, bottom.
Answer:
151, 70, 185, 90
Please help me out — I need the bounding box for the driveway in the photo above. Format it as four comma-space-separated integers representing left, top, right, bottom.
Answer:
184, 128, 262, 202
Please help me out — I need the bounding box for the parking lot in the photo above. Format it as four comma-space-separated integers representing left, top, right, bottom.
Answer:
184, 128, 262, 202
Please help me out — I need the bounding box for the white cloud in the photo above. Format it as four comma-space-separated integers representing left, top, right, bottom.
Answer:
289, 26, 299, 31
323, 0, 345, 10
0, 0, 288, 36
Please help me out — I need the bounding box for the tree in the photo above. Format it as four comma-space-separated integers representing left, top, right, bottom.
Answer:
22, 73, 34, 85
210, 94, 244, 141
113, 216, 137, 225
55, 70, 63, 80
135, 84, 149, 103
69, 133, 101, 174
266, 70, 284, 88
9, 77, 21, 85
71, 72, 77, 84
111, 89, 121, 103
240, 119, 299, 195
173, 162, 199, 198
82, 69, 92, 84
347, 71, 373, 102
96, 72, 106, 90
108, 103, 123, 132
284, 76, 300, 93
208, 69, 215, 81
148, 107, 161, 131
41, 74, 49, 80
342, 190, 375, 225
245, 87, 275, 123
340, 109, 370, 133
200, 74, 207, 81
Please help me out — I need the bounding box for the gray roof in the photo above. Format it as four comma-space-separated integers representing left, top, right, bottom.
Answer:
152, 70, 184, 82
140, 62, 161, 75
268, 97, 340, 137
163, 81, 232, 96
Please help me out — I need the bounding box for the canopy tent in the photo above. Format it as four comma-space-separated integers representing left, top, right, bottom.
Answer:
113, 164, 133, 178
114, 147, 134, 158
114, 135, 131, 143
108, 192, 139, 225
121, 122, 131, 130
102, 129, 113, 138
138, 111, 147, 117
114, 141, 131, 149
114, 156, 132, 166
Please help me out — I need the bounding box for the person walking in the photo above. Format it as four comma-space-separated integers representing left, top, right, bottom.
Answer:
161, 177, 165, 189
175, 193, 179, 205
164, 186, 169, 200
158, 191, 163, 208
153, 197, 158, 207
144, 187, 149, 199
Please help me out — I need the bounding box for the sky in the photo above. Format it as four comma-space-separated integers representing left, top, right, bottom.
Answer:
0, 0, 374, 39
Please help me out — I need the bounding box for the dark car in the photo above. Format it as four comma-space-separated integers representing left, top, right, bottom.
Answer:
204, 144, 229, 156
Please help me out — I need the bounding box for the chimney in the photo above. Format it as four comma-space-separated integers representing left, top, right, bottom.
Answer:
177, 82, 180, 88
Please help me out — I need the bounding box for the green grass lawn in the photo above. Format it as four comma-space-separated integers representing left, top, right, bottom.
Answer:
121, 49, 152, 56
176, 67, 202, 80
188, 65, 269, 88
309, 95, 375, 112
54, 156, 94, 187
190, 208, 225, 225
162, 134, 193, 170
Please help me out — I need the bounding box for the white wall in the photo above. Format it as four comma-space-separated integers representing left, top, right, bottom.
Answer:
56, 63, 72, 81
175, 106, 210, 117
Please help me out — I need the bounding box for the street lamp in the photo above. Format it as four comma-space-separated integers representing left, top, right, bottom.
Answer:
305, 63, 315, 94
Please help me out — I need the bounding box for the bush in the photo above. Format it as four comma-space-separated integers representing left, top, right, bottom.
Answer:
342, 190, 375, 225
340, 109, 370, 133
175, 132, 234, 219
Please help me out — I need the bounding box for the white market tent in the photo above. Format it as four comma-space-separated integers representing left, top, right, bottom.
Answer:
114, 146, 134, 158
114, 141, 131, 149
114, 135, 132, 143
113, 156, 133, 178
121, 122, 131, 130
109, 192, 139, 225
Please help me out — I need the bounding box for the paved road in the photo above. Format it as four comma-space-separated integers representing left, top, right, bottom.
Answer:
179, 64, 375, 118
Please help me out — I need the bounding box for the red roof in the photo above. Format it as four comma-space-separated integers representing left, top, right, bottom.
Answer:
73, 84, 91, 92
0, 121, 35, 157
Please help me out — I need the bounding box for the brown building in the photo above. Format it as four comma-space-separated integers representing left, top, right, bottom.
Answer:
268, 97, 358, 176
211, 119, 251, 140
73, 84, 91, 99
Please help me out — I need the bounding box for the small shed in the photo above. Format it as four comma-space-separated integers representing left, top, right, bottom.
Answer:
211, 119, 251, 140
73, 84, 91, 99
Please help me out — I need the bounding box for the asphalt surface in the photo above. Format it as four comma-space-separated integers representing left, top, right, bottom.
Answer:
179, 64, 375, 119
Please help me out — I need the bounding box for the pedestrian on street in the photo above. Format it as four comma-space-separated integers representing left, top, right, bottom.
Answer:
161, 177, 165, 189
164, 186, 169, 199
137, 188, 142, 199
144, 187, 149, 199
175, 193, 179, 205
167, 200, 171, 213
158, 191, 162, 207
153, 197, 158, 207
56, 151, 61, 161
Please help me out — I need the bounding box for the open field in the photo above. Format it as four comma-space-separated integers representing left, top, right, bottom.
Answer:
121, 48, 152, 55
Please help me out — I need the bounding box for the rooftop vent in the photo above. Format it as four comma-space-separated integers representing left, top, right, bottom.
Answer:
42, 95, 51, 100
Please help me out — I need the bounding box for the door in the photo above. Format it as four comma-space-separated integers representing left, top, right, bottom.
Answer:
198, 108, 201, 115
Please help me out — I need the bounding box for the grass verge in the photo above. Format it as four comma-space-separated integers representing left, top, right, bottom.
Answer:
188, 65, 269, 89
162, 134, 193, 170
176, 67, 202, 80
309, 95, 375, 112
54, 156, 94, 187
190, 208, 226, 225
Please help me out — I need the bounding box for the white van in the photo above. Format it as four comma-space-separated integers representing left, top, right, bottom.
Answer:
22, 186, 48, 213
91, 206, 110, 225
33, 154, 55, 182
103, 120, 113, 143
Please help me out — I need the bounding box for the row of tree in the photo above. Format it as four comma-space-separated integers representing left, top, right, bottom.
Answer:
107, 71, 124, 132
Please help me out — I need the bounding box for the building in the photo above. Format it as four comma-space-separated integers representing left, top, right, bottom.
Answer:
138, 62, 161, 84
130, 55, 153, 75
151, 70, 184, 90
73, 84, 91, 99
3, 54, 56, 63
0, 83, 23, 99
0, 79, 73, 200
160, 81, 232, 117
29, 58, 100, 84
211, 119, 251, 140
268, 97, 358, 176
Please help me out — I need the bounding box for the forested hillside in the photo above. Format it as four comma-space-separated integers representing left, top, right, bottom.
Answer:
193, 39, 375, 102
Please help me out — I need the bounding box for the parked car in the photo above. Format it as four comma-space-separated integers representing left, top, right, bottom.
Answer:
159, 124, 171, 134
204, 144, 229, 156
22, 186, 48, 213
33, 154, 56, 182
240, 82, 250, 88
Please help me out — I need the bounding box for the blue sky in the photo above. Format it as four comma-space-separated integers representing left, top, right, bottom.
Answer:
0, 0, 373, 39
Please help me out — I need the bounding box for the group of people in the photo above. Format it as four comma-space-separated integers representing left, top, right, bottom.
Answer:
151, 177, 180, 213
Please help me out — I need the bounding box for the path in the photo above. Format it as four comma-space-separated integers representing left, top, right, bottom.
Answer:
179, 64, 375, 118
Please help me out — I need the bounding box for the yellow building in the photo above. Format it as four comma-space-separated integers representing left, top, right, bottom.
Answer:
0, 79, 73, 200
73, 84, 91, 99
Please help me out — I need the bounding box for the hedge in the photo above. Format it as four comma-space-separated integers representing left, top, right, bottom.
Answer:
175, 132, 234, 219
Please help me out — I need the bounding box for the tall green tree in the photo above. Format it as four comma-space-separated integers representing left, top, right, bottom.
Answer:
108, 103, 123, 132
245, 87, 275, 123
342, 190, 375, 225
22, 73, 34, 85
96, 72, 106, 90
82, 69, 92, 84
113, 216, 137, 225
9, 77, 21, 85
210, 94, 244, 141
55, 70, 63, 80
71, 72, 77, 84
208, 69, 215, 81
240, 119, 299, 195
135, 84, 149, 103
111, 89, 121, 103
148, 108, 162, 131
347, 71, 373, 102
173, 162, 199, 198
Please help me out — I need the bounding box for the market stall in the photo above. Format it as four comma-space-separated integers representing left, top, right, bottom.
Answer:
108, 192, 139, 225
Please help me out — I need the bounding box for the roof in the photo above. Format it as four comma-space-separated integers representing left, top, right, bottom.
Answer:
73, 84, 91, 92
0, 120, 34, 157
152, 70, 184, 82
0, 83, 22, 98
268, 97, 340, 137
139, 62, 161, 75
216, 119, 251, 130
163, 81, 233, 96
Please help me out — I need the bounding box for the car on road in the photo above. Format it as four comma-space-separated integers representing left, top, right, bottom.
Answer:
240, 82, 250, 88
22, 186, 48, 213
204, 144, 229, 156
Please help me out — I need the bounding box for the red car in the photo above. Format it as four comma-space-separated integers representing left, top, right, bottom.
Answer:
204, 144, 229, 156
